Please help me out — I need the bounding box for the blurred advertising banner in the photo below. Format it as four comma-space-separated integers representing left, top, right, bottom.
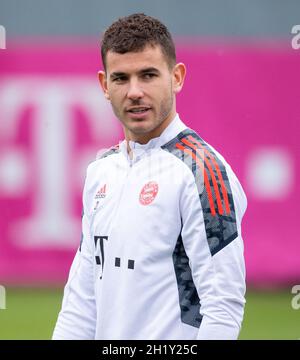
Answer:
0, 41, 299, 285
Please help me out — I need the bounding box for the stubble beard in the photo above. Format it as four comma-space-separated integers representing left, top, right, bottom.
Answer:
111, 90, 174, 136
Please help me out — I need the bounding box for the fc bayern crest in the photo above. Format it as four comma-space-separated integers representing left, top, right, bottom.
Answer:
139, 181, 159, 206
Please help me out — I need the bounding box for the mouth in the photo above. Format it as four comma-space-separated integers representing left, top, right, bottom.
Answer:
126, 106, 152, 119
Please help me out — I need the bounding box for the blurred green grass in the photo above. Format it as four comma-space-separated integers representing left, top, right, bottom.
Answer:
0, 287, 299, 339
239, 289, 300, 339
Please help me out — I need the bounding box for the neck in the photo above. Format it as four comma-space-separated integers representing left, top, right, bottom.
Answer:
125, 110, 176, 147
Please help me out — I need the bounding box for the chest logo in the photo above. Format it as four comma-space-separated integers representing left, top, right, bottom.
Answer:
95, 184, 107, 200
139, 181, 159, 206
93, 184, 107, 211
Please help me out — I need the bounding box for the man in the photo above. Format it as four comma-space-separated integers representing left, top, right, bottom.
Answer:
53, 13, 247, 340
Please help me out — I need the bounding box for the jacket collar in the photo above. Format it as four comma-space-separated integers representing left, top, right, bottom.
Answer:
119, 114, 187, 160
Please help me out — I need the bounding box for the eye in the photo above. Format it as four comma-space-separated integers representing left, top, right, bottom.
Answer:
112, 76, 127, 83
143, 73, 157, 79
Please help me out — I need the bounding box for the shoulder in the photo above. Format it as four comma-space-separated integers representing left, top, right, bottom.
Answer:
161, 127, 241, 200
96, 143, 120, 160
82, 143, 121, 192
161, 128, 231, 184
162, 127, 226, 167
82, 143, 121, 205
162, 127, 246, 255
86, 143, 120, 172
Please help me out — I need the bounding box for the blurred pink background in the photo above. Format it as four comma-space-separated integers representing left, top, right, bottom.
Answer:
0, 41, 299, 285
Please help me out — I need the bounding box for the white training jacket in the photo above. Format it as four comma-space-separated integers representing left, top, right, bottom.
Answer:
53, 114, 247, 340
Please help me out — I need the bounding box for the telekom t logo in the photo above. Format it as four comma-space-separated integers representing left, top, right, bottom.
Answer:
0, 76, 119, 247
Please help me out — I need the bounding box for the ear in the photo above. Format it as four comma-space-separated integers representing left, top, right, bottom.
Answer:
98, 71, 110, 100
172, 63, 186, 94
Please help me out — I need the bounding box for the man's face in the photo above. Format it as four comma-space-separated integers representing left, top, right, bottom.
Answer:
99, 45, 185, 143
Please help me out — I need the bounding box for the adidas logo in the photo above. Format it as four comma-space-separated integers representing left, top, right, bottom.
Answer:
95, 184, 106, 199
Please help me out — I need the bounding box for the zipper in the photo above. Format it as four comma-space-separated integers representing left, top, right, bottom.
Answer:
109, 158, 133, 230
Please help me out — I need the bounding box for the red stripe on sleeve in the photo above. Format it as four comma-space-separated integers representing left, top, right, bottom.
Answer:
175, 143, 216, 217
188, 135, 231, 215
181, 137, 224, 215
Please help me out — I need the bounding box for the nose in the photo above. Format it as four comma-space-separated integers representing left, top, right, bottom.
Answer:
127, 79, 144, 100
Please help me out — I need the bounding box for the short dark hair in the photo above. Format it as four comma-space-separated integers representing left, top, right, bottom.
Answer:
101, 13, 176, 71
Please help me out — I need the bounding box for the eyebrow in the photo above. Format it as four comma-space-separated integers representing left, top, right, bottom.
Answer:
139, 67, 160, 74
110, 67, 160, 80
